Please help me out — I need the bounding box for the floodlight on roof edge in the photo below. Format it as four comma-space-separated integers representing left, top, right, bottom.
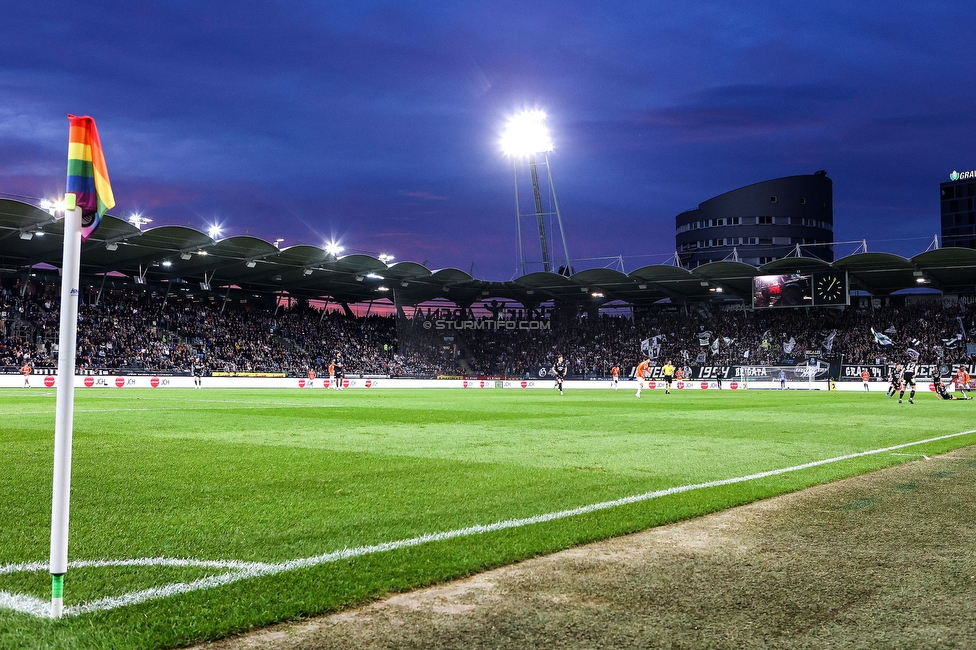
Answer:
41, 197, 66, 216
324, 241, 344, 257
500, 109, 571, 277
129, 214, 153, 230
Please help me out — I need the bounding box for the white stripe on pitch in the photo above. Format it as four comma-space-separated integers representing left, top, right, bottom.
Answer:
2, 428, 974, 618
0, 591, 49, 618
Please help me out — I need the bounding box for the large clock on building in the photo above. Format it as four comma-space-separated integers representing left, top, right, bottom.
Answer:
812, 272, 849, 306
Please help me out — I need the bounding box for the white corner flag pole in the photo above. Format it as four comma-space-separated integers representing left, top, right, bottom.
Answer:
50, 203, 83, 618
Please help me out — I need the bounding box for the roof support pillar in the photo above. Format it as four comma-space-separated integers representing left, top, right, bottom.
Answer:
95, 273, 108, 306
220, 285, 232, 314
161, 281, 172, 310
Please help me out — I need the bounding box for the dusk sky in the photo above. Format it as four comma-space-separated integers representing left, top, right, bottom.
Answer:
2, 1, 974, 280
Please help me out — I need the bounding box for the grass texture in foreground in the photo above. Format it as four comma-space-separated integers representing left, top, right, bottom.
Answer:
0, 387, 973, 649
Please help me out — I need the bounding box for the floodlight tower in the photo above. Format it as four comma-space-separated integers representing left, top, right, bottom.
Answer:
501, 110, 571, 276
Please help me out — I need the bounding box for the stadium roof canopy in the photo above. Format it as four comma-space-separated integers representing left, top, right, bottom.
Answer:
2, 197, 975, 309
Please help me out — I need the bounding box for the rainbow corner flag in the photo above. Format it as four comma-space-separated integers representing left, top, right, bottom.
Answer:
66, 114, 115, 241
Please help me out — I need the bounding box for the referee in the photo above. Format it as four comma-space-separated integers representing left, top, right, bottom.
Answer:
662, 359, 675, 394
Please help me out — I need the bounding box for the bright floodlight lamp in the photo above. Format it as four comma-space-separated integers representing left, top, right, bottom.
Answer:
501, 109, 570, 276
41, 198, 66, 216
500, 110, 553, 157
325, 241, 344, 256
129, 214, 153, 230
208, 224, 222, 239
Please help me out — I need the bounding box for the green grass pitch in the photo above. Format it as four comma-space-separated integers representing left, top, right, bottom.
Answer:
1, 386, 973, 649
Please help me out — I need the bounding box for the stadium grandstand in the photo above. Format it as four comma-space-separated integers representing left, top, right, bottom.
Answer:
2, 196, 976, 380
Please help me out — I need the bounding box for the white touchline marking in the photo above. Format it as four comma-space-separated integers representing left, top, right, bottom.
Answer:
2, 428, 974, 619
0, 402, 345, 416
70, 402, 345, 414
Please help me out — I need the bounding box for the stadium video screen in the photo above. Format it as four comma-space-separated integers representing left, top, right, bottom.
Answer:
752, 273, 812, 308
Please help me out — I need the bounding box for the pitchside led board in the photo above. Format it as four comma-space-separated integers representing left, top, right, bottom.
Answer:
752, 271, 849, 308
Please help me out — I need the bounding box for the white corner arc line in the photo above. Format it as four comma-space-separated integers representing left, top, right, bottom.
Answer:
0, 591, 49, 619
2, 428, 974, 618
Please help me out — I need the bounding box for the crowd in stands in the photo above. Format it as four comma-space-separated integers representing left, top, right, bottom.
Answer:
0, 279, 461, 376
456, 301, 975, 376
2, 277, 974, 377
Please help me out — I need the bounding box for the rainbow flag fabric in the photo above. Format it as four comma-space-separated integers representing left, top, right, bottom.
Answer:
66, 115, 115, 241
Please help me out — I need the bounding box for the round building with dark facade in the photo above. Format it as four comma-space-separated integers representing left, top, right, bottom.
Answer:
675, 172, 834, 268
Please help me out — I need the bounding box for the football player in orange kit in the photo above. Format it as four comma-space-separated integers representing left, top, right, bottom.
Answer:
635, 357, 651, 398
